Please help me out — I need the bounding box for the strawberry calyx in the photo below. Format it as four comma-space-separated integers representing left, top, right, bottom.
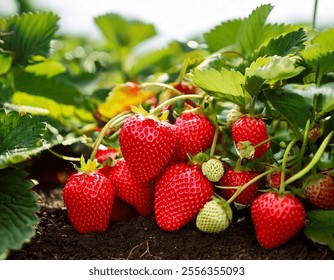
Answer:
74, 155, 102, 174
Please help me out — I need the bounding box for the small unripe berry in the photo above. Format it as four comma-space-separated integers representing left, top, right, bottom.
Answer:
201, 158, 225, 182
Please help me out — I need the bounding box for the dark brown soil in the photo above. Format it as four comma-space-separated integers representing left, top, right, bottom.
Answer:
7, 186, 334, 260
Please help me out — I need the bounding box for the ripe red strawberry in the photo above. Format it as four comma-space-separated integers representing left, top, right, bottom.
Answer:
110, 197, 138, 222
96, 145, 118, 177
173, 112, 215, 162
154, 163, 215, 231
266, 171, 290, 189
109, 159, 155, 217
232, 115, 270, 159
303, 174, 334, 210
218, 169, 259, 206
251, 192, 306, 250
119, 114, 178, 182
63, 159, 115, 233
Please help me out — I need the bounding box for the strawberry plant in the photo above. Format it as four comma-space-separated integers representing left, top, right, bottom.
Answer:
1, 2, 334, 259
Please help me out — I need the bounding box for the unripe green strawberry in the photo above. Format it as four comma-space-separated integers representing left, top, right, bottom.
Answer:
196, 198, 232, 233
226, 106, 242, 127
201, 158, 225, 182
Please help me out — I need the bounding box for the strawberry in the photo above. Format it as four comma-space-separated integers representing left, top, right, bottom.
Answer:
266, 171, 290, 189
231, 115, 270, 159
303, 174, 334, 210
110, 197, 138, 222
201, 157, 225, 182
119, 114, 178, 182
251, 192, 306, 250
218, 169, 259, 206
154, 163, 215, 231
62, 158, 115, 233
95, 145, 118, 177
109, 158, 155, 217
173, 112, 215, 162
196, 197, 232, 233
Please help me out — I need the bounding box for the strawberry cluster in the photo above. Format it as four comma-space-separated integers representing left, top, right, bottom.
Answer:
62, 82, 334, 251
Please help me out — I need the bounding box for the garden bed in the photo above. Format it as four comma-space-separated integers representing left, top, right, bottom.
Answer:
8, 186, 334, 260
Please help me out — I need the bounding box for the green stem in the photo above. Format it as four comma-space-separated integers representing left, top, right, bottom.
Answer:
279, 138, 298, 193
176, 57, 191, 83
282, 130, 334, 188
149, 94, 204, 115
312, 0, 318, 29
48, 149, 81, 162
141, 82, 184, 96
89, 112, 131, 161
219, 167, 280, 205
210, 122, 220, 157
295, 119, 311, 172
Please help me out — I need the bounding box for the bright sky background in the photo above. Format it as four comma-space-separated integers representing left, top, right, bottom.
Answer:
1, 0, 334, 44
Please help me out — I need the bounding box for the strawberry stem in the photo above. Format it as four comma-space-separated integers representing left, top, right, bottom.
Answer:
149, 94, 204, 115
210, 122, 220, 157
295, 119, 311, 172
90, 111, 131, 161
48, 148, 81, 162
141, 82, 184, 96
279, 138, 298, 193
282, 130, 334, 188
176, 56, 191, 84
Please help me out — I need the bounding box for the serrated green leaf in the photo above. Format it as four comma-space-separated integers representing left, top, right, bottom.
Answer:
304, 210, 334, 251
0, 167, 39, 257
264, 87, 313, 131
95, 13, 156, 50
124, 42, 184, 78
204, 4, 274, 56
246, 55, 305, 82
283, 83, 334, 118
1, 12, 59, 65
254, 28, 307, 59
0, 109, 62, 169
190, 67, 250, 108
24, 56, 66, 78
14, 71, 86, 106
11, 92, 95, 125
204, 19, 243, 52
257, 23, 307, 48
236, 4, 273, 55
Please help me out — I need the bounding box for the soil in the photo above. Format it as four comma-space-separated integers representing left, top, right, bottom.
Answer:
7, 185, 334, 260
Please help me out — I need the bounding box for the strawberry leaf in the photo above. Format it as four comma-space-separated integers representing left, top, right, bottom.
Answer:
1, 12, 59, 65
204, 19, 243, 52
246, 55, 305, 83
253, 28, 307, 59
264, 87, 313, 132
190, 67, 250, 108
0, 109, 62, 169
95, 13, 156, 50
282, 83, 334, 119
204, 4, 273, 55
304, 210, 334, 251
236, 4, 273, 55
0, 168, 39, 258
